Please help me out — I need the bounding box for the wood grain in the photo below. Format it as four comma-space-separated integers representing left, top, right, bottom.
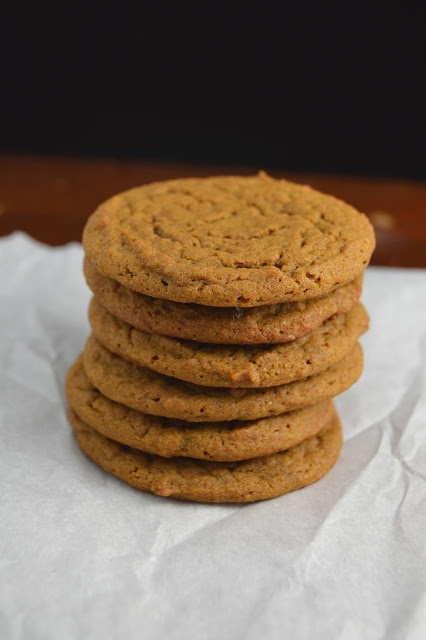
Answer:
1, 154, 425, 267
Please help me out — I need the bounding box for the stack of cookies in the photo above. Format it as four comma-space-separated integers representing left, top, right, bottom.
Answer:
65, 173, 375, 503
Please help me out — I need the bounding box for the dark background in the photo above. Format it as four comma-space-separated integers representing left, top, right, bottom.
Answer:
2, 1, 425, 178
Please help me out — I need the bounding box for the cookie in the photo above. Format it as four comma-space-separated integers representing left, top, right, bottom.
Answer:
68, 407, 343, 503
66, 355, 335, 461
82, 335, 363, 421
84, 258, 363, 344
82, 173, 375, 306
89, 297, 369, 387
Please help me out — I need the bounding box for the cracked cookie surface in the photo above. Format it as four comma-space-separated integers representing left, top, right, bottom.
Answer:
82, 335, 363, 421
69, 407, 342, 502
89, 297, 369, 387
84, 258, 363, 344
66, 355, 334, 461
82, 174, 375, 306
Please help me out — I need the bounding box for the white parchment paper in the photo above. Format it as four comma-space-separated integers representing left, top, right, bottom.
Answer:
1, 232, 425, 640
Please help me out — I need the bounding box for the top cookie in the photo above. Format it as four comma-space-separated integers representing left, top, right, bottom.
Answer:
83, 173, 375, 306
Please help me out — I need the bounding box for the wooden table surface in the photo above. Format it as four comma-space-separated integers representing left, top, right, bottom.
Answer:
1, 154, 425, 268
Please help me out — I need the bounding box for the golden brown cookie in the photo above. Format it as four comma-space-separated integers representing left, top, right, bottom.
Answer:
82, 174, 375, 306
66, 355, 335, 461
82, 335, 363, 421
84, 258, 363, 344
68, 407, 343, 503
89, 297, 369, 388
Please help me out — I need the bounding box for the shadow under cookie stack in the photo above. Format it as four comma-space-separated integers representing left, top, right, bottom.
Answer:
65, 174, 375, 503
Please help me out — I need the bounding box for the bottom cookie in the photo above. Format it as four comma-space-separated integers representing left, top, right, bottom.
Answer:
68, 407, 343, 503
